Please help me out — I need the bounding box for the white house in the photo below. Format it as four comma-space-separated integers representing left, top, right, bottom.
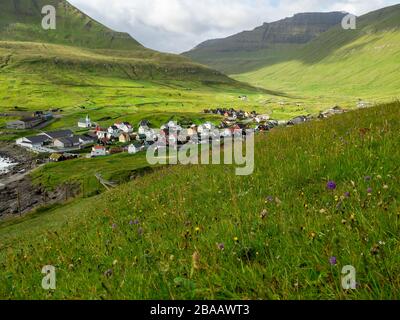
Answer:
16, 135, 51, 148
128, 143, 143, 154
138, 125, 150, 135
255, 114, 270, 123
198, 122, 215, 134
79, 135, 95, 145
107, 125, 120, 139
115, 122, 133, 133
78, 115, 92, 128
91, 145, 106, 157
96, 130, 107, 139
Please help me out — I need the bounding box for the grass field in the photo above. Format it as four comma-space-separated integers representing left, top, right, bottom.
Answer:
233, 5, 400, 107
0, 101, 398, 299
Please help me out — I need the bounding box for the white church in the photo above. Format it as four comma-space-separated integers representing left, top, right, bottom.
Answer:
78, 115, 92, 128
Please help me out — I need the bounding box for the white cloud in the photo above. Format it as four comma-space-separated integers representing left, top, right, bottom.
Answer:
68, 0, 399, 53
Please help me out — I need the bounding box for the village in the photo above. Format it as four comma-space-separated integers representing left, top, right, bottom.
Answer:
9, 104, 350, 163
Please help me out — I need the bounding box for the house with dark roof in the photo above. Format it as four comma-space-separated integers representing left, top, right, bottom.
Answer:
16, 135, 51, 147
40, 130, 74, 140
7, 117, 45, 130
53, 136, 81, 149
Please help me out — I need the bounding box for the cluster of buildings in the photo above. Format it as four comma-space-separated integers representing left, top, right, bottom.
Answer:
16, 129, 95, 152
7, 111, 53, 130
87, 118, 258, 158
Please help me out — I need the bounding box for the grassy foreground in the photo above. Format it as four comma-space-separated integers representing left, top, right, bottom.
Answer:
0, 102, 399, 299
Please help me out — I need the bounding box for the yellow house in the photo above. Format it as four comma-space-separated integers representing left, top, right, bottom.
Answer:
119, 133, 131, 143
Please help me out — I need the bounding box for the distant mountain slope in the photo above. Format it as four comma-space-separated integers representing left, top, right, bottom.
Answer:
0, 0, 239, 83
234, 4, 400, 102
0, 0, 142, 50
183, 12, 347, 74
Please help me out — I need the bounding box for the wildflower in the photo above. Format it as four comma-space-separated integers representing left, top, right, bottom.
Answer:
341, 219, 347, 225
195, 227, 201, 233
344, 192, 351, 198
327, 181, 337, 190
111, 223, 117, 230
104, 269, 113, 277
130, 219, 140, 225
329, 256, 337, 266
260, 209, 268, 219
335, 195, 339, 202
350, 214, 356, 222
233, 237, 239, 243
383, 185, 389, 190
319, 209, 327, 214
377, 175, 382, 180
113, 260, 118, 266
192, 251, 201, 270
309, 232, 317, 240
217, 243, 225, 251
367, 187, 373, 195
364, 176, 372, 181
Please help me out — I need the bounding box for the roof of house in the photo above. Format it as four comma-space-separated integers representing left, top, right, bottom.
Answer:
93, 145, 106, 150
78, 135, 95, 142
41, 130, 73, 139
24, 135, 51, 144
55, 136, 80, 145
129, 142, 141, 147
50, 153, 64, 160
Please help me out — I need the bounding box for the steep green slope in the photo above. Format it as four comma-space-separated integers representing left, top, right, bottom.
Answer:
234, 4, 400, 103
0, 0, 238, 83
0, 102, 399, 299
0, 0, 141, 49
183, 12, 346, 74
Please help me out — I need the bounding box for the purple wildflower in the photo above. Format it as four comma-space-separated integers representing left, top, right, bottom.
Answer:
104, 269, 113, 277
129, 219, 140, 225
344, 192, 351, 198
367, 187, 373, 194
329, 256, 337, 266
111, 223, 117, 230
326, 181, 337, 190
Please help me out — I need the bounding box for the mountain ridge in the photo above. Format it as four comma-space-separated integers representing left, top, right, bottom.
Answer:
0, 0, 243, 83
183, 11, 347, 74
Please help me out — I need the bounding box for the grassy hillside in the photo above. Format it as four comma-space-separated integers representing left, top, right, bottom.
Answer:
0, 0, 242, 83
184, 12, 346, 74
0, 102, 399, 299
0, 0, 142, 49
234, 5, 400, 105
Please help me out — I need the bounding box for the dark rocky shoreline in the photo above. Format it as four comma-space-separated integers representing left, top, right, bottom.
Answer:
0, 141, 80, 219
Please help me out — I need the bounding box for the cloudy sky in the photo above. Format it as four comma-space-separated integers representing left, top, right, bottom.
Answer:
68, 0, 399, 53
